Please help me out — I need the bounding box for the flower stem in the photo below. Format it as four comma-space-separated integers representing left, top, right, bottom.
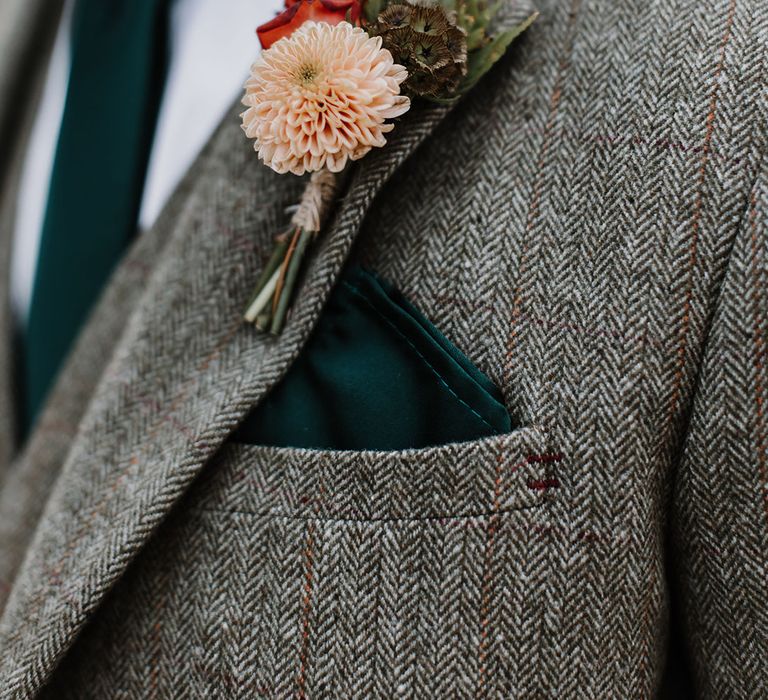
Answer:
255, 310, 272, 332
243, 169, 343, 333
272, 226, 302, 317
243, 235, 290, 322
243, 266, 281, 323
270, 228, 313, 335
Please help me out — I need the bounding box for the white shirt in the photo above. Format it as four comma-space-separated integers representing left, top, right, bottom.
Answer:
11, 0, 281, 326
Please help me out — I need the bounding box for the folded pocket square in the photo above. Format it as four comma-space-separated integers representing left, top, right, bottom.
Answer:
234, 266, 511, 451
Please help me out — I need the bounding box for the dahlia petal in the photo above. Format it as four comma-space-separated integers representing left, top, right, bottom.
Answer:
241, 20, 409, 175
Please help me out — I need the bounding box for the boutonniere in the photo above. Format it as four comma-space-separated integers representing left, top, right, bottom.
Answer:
242, 0, 538, 333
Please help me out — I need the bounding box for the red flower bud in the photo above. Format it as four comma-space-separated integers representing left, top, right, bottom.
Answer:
258, 0, 363, 50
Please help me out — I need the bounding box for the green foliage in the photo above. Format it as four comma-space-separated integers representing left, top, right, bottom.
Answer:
364, 0, 389, 24
457, 9, 538, 94
444, 0, 499, 51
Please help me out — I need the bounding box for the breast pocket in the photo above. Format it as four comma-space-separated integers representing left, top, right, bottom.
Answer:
184, 425, 563, 698
233, 266, 513, 452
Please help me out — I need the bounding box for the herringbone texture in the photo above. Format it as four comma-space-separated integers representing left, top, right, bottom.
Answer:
43, 435, 557, 698
672, 151, 768, 699
0, 0, 765, 697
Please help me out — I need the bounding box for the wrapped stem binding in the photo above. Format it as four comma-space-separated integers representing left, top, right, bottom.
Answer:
243, 169, 342, 334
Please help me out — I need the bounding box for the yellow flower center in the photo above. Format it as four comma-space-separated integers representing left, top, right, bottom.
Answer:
296, 63, 319, 85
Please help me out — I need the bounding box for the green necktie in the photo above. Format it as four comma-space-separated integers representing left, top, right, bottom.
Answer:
23, 0, 170, 433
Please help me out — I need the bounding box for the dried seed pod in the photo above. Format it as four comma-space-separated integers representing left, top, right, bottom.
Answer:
372, 1, 468, 99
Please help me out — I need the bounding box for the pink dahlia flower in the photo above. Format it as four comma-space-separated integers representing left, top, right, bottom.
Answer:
241, 21, 411, 176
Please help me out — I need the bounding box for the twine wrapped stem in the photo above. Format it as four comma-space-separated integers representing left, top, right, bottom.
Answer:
243, 169, 342, 334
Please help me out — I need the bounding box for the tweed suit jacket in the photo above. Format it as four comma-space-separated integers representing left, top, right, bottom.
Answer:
0, 0, 766, 697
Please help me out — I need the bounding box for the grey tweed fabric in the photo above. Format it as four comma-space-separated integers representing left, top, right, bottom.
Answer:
0, 0, 766, 697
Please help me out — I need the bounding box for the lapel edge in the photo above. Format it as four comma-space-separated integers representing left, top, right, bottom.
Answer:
0, 0, 67, 476
0, 99, 457, 697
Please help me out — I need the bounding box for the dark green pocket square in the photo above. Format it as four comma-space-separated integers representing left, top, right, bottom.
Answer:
234, 266, 511, 451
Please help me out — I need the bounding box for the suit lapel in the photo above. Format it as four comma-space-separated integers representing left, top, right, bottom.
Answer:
0, 0, 61, 158
0, 0, 65, 475
0, 97, 453, 695
0, 123, 24, 476
0, 127, 205, 616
